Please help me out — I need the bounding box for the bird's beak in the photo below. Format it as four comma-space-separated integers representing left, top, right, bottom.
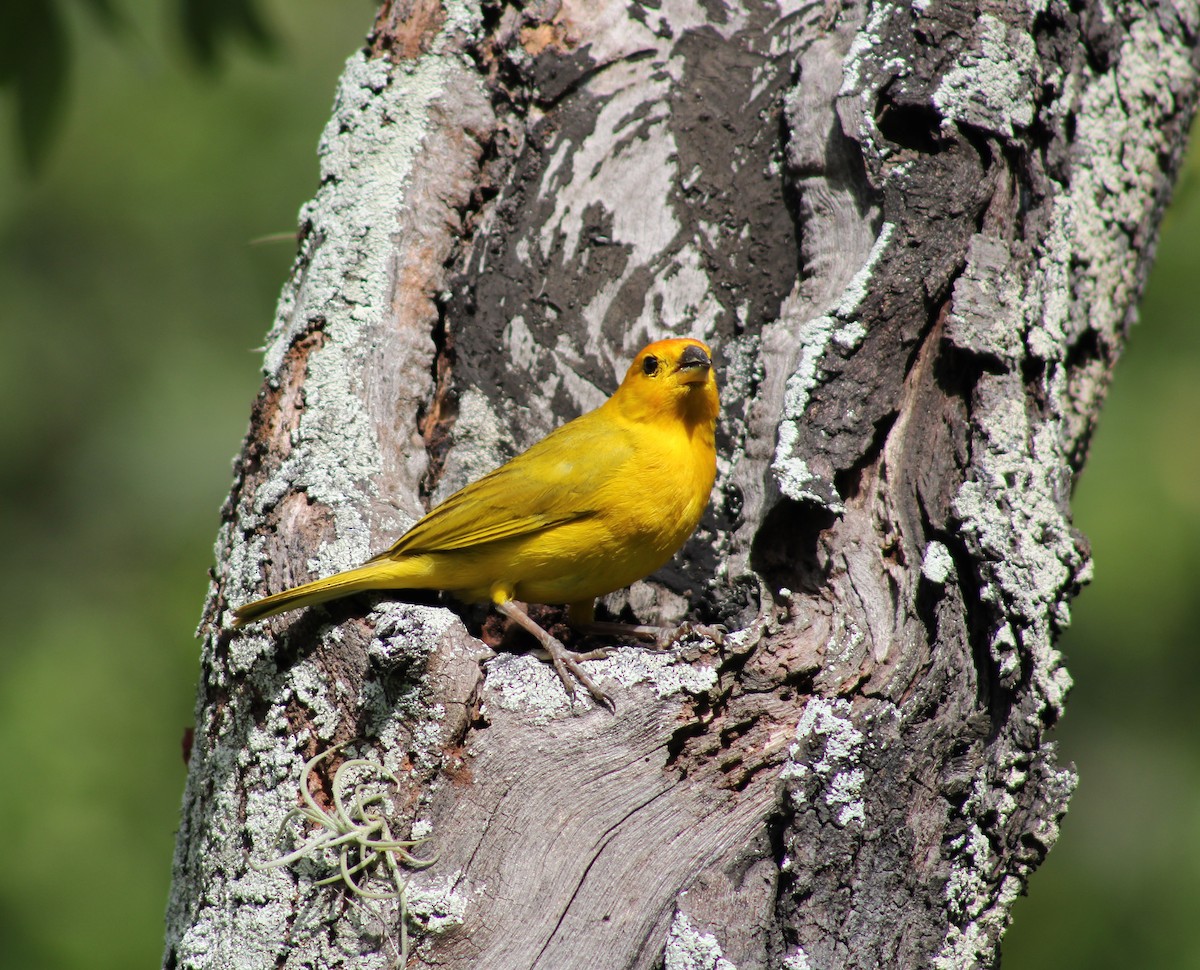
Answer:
676, 344, 712, 385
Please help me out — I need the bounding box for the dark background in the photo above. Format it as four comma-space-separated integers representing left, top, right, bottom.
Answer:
0, 2, 1195, 967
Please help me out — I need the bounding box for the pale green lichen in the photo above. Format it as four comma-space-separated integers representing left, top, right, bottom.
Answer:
953, 397, 1079, 711
780, 698, 866, 828
590, 645, 720, 698
663, 911, 738, 970
1030, 16, 1193, 355
839, 0, 899, 159
483, 654, 579, 720
483, 642, 719, 719
782, 950, 814, 970
405, 872, 471, 934
933, 14, 1039, 136
921, 540, 955, 585
947, 234, 1024, 362
771, 223, 894, 508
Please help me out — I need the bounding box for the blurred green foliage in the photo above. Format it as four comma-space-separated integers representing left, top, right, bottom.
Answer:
0, 2, 1196, 967
0, 0, 274, 168
0, 1, 369, 967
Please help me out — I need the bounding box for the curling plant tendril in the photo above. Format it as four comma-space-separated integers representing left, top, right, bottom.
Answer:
252, 745, 438, 966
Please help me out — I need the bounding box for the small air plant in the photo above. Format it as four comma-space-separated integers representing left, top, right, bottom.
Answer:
253, 745, 438, 967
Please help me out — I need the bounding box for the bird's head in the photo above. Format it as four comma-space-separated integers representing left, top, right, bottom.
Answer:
612, 338, 720, 428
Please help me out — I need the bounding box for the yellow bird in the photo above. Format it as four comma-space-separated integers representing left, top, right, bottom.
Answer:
232, 337, 719, 706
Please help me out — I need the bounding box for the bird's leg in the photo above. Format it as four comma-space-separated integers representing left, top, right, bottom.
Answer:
495, 600, 614, 711
567, 602, 725, 650
570, 618, 661, 643
576, 619, 727, 649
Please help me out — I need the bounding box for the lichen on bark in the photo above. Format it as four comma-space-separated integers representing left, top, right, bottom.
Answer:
166, 0, 1200, 967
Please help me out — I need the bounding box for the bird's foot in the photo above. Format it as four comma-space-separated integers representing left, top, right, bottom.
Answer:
658, 621, 726, 649
575, 619, 726, 650
538, 638, 615, 712
495, 599, 614, 711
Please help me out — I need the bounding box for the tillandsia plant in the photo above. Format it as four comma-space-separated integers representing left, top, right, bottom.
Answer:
252, 745, 439, 967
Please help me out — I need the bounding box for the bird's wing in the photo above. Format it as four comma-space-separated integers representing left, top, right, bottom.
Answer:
371, 412, 631, 558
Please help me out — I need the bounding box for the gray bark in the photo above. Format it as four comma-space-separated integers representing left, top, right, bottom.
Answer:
165, 1, 1200, 968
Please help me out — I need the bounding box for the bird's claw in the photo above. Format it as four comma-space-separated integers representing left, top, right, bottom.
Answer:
540, 640, 615, 711
655, 621, 727, 649
495, 599, 615, 711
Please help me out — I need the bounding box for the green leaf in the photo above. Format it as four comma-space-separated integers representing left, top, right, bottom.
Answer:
179, 0, 275, 69
0, 0, 70, 170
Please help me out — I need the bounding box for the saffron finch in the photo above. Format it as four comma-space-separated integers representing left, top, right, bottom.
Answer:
232, 337, 719, 706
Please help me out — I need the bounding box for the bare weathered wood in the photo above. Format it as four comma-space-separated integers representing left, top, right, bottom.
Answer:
165, 1, 1200, 968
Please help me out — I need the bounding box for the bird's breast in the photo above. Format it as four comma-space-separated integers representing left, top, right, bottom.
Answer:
601, 420, 715, 549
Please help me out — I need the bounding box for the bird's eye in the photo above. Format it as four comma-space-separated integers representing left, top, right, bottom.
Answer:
642, 355, 659, 376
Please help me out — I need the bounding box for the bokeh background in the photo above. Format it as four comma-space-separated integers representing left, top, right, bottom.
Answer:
0, 2, 1195, 968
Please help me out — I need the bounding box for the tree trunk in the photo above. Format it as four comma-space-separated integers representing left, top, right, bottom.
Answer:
164, 2, 1199, 968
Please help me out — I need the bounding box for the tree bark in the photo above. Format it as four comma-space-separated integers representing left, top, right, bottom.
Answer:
165, 2, 1199, 968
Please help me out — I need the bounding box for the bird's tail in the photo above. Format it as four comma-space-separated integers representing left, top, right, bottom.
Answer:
231, 561, 411, 627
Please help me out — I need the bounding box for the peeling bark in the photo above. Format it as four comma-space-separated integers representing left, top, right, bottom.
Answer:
165, 2, 1200, 969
